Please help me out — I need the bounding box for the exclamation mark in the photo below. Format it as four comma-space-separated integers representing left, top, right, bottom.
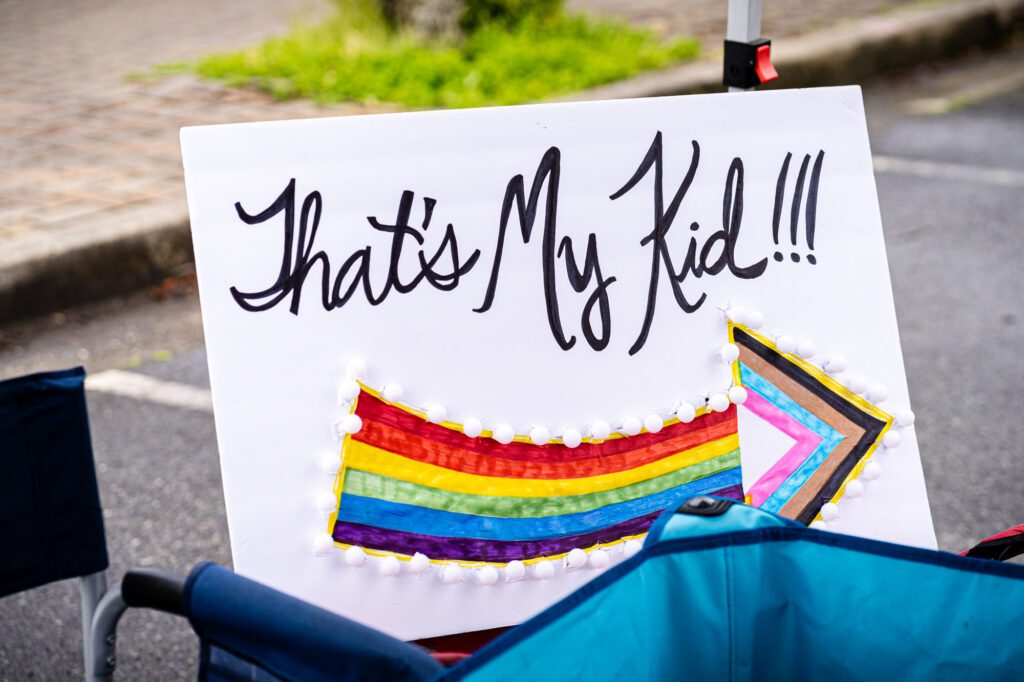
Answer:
804, 151, 824, 265
789, 154, 811, 263
772, 152, 792, 262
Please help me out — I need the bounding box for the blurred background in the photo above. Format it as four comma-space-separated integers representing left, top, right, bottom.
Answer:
1, 0, 1022, 678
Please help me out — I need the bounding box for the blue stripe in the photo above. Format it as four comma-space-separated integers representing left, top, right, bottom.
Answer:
335, 468, 743, 541
739, 364, 845, 513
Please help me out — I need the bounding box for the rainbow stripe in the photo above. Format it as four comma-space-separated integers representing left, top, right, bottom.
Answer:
330, 390, 742, 563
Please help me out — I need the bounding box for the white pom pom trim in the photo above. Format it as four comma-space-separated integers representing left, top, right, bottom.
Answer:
475, 565, 499, 586
530, 425, 551, 445
312, 533, 334, 556
345, 546, 367, 567
379, 555, 401, 576
505, 560, 527, 582
565, 548, 587, 570
532, 560, 555, 580
588, 549, 610, 569
441, 564, 463, 584
462, 418, 483, 438
409, 552, 431, 575
589, 420, 611, 441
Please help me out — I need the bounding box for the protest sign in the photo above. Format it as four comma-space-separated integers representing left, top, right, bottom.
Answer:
181, 86, 934, 639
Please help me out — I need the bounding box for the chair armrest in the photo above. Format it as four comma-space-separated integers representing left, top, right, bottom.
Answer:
121, 568, 186, 616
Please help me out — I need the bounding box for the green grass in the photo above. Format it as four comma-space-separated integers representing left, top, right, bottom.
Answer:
186, 2, 699, 109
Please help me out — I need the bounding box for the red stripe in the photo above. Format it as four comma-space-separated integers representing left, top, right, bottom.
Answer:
352, 391, 737, 477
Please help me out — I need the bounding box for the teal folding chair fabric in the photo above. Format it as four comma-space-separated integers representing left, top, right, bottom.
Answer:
442, 499, 1024, 681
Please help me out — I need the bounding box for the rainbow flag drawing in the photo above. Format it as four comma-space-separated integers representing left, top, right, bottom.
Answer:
330, 389, 743, 564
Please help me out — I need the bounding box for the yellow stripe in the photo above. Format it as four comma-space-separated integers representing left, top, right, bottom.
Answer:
341, 433, 740, 497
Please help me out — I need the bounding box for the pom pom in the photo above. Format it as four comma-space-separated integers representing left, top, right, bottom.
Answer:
797, 339, 817, 359
895, 409, 916, 428
462, 418, 483, 438
441, 564, 463, 584
882, 430, 902, 449
379, 555, 401, 576
820, 502, 840, 521
727, 305, 749, 325
492, 423, 515, 445
675, 402, 696, 423
425, 403, 447, 424
532, 560, 554, 580
409, 552, 431, 575
340, 414, 363, 435
312, 533, 334, 556
709, 393, 730, 412
621, 416, 642, 436
845, 480, 865, 498
562, 428, 582, 449
589, 420, 611, 441
566, 548, 587, 569
810, 520, 828, 531
845, 374, 868, 394
720, 343, 740, 363
824, 354, 848, 374
505, 560, 526, 582
476, 566, 499, 586
643, 414, 664, 434
588, 549, 610, 569
530, 425, 551, 445
345, 546, 367, 567
346, 358, 367, 380
382, 383, 404, 402
777, 335, 797, 354
727, 385, 748, 405
866, 383, 888, 403
338, 378, 361, 405
746, 310, 765, 330
320, 453, 340, 476
315, 491, 338, 513
622, 539, 643, 557
862, 461, 883, 481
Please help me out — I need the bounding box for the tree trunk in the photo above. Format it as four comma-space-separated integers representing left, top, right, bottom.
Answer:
380, 0, 465, 39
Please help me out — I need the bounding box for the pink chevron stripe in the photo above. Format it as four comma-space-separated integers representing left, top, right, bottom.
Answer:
743, 390, 823, 507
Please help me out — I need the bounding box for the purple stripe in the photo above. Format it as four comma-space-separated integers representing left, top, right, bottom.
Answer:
331, 484, 744, 562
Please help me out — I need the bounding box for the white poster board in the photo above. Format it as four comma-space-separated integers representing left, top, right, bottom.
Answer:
181, 86, 934, 640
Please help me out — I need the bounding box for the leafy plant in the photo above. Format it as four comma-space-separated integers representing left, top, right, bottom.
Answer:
187, 0, 699, 109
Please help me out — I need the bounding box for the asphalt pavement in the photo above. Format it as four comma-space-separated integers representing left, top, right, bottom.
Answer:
1, 46, 1023, 679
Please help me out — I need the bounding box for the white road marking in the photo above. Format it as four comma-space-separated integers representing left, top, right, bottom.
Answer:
86, 369, 213, 412
874, 155, 1024, 189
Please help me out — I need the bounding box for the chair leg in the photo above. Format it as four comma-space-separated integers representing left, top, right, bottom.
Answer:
83, 580, 127, 682
79, 573, 107, 678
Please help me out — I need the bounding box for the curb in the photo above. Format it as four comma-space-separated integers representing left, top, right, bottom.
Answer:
2, 0, 1022, 325
575, 0, 1024, 100
0, 201, 194, 324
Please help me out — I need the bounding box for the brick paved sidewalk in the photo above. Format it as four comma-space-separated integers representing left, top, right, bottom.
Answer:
0, 0, 919, 303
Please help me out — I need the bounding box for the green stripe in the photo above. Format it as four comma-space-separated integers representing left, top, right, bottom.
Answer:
342, 449, 741, 518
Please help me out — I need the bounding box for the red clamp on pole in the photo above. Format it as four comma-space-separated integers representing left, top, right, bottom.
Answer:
723, 38, 778, 90
755, 43, 778, 84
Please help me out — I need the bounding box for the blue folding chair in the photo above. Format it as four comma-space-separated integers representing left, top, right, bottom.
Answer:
0, 367, 121, 680
121, 563, 443, 681
0, 366, 445, 681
